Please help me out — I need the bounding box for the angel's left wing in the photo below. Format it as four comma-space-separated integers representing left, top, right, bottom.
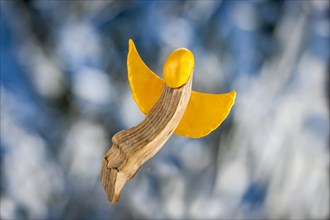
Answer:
174, 90, 236, 138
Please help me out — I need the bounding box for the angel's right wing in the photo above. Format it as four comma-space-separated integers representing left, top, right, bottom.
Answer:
127, 39, 164, 114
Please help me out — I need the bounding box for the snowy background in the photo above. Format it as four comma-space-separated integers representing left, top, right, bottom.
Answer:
1, 0, 329, 219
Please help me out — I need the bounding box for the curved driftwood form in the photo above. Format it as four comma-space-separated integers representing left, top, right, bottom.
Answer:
100, 75, 193, 203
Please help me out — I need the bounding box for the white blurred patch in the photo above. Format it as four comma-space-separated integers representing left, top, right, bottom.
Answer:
1, 104, 65, 219
18, 43, 65, 99
61, 119, 107, 189
160, 18, 193, 48
193, 51, 225, 92
314, 19, 330, 37
120, 89, 144, 128
73, 67, 113, 105
161, 177, 185, 219
31, 56, 65, 98
177, 140, 212, 173
218, 34, 329, 219
183, 0, 221, 23
189, 194, 238, 219
58, 22, 101, 65
216, 159, 249, 196
128, 175, 162, 219
232, 3, 260, 31
0, 197, 17, 220
311, 0, 330, 11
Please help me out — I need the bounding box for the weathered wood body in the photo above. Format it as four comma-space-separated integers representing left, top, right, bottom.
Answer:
100, 75, 193, 203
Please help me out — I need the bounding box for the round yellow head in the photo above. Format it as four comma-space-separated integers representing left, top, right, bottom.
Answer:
163, 48, 194, 88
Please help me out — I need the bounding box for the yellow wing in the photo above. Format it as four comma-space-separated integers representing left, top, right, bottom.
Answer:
127, 39, 236, 138
127, 39, 164, 114
174, 90, 236, 138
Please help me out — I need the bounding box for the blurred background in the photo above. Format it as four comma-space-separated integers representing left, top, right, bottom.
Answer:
1, 0, 329, 219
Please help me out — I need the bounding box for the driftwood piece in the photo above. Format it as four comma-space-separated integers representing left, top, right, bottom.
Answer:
100, 74, 193, 203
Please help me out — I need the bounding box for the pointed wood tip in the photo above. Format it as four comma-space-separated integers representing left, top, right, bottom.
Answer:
100, 158, 127, 203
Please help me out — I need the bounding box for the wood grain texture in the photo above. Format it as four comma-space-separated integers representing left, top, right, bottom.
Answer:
100, 74, 193, 203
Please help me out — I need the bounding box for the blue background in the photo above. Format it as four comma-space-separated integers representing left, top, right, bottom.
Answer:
1, 1, 329, 219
